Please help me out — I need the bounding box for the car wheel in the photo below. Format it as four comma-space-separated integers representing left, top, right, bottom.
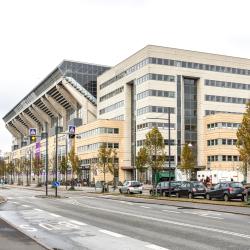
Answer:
224, 194, 229, 202
119, 189, 122, 194
139, 191, 142, 194
150, 190, 153, 195
127, 189, 131, 194
241, 195, 245, 202
188, 193, 193, 199
206, 193, 211, 200
176, 192, 180, 198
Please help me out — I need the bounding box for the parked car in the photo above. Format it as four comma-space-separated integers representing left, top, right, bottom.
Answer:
175, 181, 206, 199
205, 182, 245, 201
119, 181, 143, 194
149, 181, 183, 196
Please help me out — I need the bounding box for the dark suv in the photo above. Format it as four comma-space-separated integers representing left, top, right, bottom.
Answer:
175, 181, 206, 199
150, 181, 183, 196
205, 182, 244, 201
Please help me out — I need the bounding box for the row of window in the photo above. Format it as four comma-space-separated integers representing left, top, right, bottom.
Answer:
205, 79, 250, 90
137, 122, 175, 130
78, 142, 119, 153
137, 139, 175, 147
99, 56, 250, 91
207, 122, 240, 130
78, 127, 119, 139
100, 58, 149, 89
137, 89, 175, 100
205, 95, 248, 104
99, 100, 124, 115
99, 86, 124, 102
205, 110, 243, 116
80, 157, 119, 165
111, 114, 125, 121
207, 155, 241, 162
135, 73, 175, 85
150, 57, 250, 76
207, 138, 237, 146
137, 106, 175, 116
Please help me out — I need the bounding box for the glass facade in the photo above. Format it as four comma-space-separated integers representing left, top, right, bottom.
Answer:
184, 78, 197, 159
59, 61, 110, 98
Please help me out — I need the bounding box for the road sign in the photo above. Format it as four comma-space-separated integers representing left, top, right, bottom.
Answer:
68, 125, 76, 139
29, 128, 37, 136
52, 181, 60, 187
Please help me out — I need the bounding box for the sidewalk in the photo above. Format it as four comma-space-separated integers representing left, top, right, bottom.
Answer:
0, 218, 47, 250
0, 196, 47, 250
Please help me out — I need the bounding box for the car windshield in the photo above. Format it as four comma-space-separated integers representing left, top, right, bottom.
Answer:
230, 182, 243, 188
170, 182, 180, 187
131, 182, 140, 187
193, 182, 204, 188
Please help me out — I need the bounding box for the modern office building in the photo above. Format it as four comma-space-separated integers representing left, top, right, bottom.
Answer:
98, 45, 250, 182
3, 46, 250, 184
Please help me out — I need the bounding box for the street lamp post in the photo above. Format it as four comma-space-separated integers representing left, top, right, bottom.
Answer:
55, 119, 59, 197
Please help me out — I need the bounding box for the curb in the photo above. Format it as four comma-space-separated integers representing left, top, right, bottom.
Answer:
82, 193, 250, 217
0, 216, 51, 250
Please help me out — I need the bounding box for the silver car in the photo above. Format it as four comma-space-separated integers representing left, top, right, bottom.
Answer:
119, 181, 143, 194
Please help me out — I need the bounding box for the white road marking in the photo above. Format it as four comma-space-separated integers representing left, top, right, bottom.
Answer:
146, 244, 170, 250
21, 205, 31, 208
200, 215, 224, 220
99, 229, 125, 238
19, 224, 37, 232
162, 210, 180, 214
49, 213, 62, 218
12, 202, 19, 204
77, 203, 250, 239
183, 211, 199, 215
140, 206, 150, 209
34, 209, 44, 212
7, 197, 13, 200
68, 220, 87, 226
119, 201, 134, 205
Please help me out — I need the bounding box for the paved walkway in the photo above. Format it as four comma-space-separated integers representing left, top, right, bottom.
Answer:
0, 196, 47, 250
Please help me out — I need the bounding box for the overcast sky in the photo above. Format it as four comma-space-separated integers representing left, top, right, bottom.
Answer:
1, 0, 250, 153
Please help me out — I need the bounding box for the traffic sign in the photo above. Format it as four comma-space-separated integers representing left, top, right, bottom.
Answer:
52, 181, 60, 187
29, 128, 37, 136
68, 125, 76, 139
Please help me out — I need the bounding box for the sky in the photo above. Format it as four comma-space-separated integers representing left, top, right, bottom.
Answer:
1, 0, 250, 153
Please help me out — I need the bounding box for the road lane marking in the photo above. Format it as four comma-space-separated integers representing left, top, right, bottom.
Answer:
119, 201, 134, 205
21, 205, 31, 208
34, 209, 44, 212
146, 244, 170, 250
76, 203, 250, 239
162, 210, 180, 214
99, 229, 124, 238
49, 213, 62, 218
12, 202, 19, 204
140, 206, 150, 209
183, 211, 199, 215
199, 214, 223, 220
68, 220, 87, 226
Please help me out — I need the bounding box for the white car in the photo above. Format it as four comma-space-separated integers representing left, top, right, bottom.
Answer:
119, 181, 143, 194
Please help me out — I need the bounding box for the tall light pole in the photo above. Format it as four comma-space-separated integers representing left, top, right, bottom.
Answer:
45, 123, 49, 196
55, 119, 59, 197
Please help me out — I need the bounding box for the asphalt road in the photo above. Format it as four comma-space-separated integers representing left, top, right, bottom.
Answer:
0, 188, 250, 250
